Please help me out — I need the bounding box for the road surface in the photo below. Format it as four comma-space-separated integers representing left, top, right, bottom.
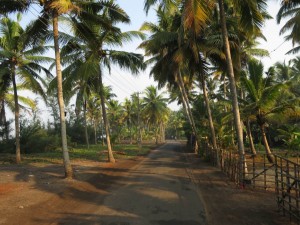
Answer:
1, 141, 293, 225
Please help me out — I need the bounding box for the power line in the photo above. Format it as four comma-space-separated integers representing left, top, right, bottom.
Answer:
270, 40, 286, 53
103, 72, 134, 97
110, 65, 140, 91
108, 67, 138, 93
109, 71, 138, 94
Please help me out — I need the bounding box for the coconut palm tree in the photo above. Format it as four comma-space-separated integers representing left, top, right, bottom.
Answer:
166, 110, 185, 140
241, 59, 289, 162
107, 99, 125, 143
217, 0, 246, 178
0, 62, 12, 140
123, 98, 133, 144
85, 85, 116, 147
0, 0, 80, 177
86, 92, 101, 145
59, 6, 144, 162
0, 15, 52, 163
130, 92, 143, 146
52, 54, 104, 149
139, 7, 201, 152
0, 0, 128, 176
142, 86, 169, 144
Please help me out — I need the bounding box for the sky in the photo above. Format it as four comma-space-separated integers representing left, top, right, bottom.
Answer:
6, 1, 298, 120
101, 0, 161, 106
259, 3, 295, 69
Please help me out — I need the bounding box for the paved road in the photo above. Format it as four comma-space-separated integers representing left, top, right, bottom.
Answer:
89, 141, 207, 225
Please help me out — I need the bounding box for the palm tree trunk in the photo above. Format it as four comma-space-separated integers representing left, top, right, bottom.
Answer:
260, 124, 274, 163
0, 100, 9, 140
218, 0, 245, 182
200, 75, 218, 149
155, 130, 158, 145
159, 122, 164, 143
176, 70, 199, 153
129, 121, 132, 144
223, 75, 227, 112
137, 92, 142, 150
0, 100, 3, 130
99, 71, 115, 163
94, 121, 97, 145
53, 12, 73, 178
162, 123, 165, 142
101, 115, 105, 146
83, 100, 89, 149
246, 119, 256, 156
12, 69, 21, 164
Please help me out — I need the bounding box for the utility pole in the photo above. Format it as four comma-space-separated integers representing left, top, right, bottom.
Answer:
137, 92, 142, 150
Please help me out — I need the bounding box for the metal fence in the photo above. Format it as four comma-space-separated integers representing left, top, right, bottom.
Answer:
203, 144, 300, 223
275, 155, 300, 223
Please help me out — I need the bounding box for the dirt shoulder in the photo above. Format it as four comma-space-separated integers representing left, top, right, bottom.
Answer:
0, 157, 143, 225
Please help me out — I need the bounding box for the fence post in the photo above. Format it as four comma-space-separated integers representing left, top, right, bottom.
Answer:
294, 163, 299, 220
252, 155, 255, 189
280, 157, 285, 216
287, 160, 292, 221
264, 154, 267, 190
275, 155, 279, 211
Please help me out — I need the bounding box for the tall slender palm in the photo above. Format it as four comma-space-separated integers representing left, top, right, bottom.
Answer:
217, 0, 245, 180
241, 59, 287, 162
60, 6, 144, 162
0, 15, 51, 163
53, 57, 100, 149
177, 2, 219, 150
139, 7, 201, 152
86, 91, 101, 145
212, 0, 268, 181
86, 85, 116, 147
0, 0, 127, 176
1, 0, 81, 177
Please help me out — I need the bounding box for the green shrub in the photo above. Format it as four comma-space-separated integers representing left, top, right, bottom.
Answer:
0, 139, 15, 154
20, 118, 61, 154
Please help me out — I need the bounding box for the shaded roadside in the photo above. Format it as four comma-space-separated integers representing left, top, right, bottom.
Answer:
182, 146, 295, 225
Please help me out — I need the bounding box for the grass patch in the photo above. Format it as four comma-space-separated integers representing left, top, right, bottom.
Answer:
0, 143, 157, 165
